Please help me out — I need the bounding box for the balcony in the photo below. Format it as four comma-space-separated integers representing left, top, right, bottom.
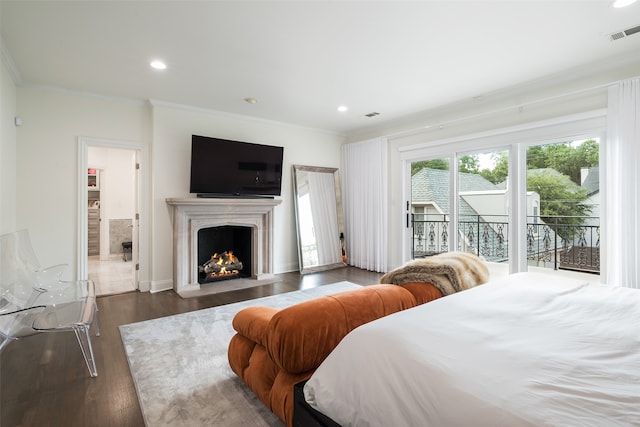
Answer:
411, 215, 600, 274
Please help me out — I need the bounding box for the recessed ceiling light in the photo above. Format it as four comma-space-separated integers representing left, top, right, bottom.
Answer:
337, 105, 348, 113
611, 0, 637, 7
244, 97, 258, 104
150, 60, 167, 70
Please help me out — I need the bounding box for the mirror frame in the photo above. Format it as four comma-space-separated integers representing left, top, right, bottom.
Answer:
292, 165, 346, 274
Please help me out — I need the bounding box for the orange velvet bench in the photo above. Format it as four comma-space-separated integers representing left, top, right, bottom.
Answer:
227, 283, 443, 426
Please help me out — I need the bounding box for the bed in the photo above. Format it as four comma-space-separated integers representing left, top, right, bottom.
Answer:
300, 272, 640, 426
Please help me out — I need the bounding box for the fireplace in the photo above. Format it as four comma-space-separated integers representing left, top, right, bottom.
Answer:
166, 197, 282, 297
197, 226, 252, 283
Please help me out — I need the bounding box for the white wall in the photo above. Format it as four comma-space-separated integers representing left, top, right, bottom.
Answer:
8, 86, 342, 290
88, 146, 136, 219
149, 103, 344, 291
1, 60, 17, 234
15, 87, 150, 278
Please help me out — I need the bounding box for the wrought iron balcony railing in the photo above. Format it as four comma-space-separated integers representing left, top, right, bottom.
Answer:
411, 214, 600, 274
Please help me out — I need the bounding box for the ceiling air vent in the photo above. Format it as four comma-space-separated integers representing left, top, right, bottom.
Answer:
364, 112, 380, 118
610, 24, 640, 41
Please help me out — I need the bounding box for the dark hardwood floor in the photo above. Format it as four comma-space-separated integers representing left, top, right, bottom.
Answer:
1, 267, 382, 427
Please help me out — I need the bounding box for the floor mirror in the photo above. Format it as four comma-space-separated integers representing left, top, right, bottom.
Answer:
292, 165, 346, 274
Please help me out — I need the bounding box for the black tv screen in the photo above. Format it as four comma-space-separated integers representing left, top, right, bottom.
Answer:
189, 135, 284, 197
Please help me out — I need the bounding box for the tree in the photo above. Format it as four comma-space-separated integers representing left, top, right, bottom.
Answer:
575, 139, 599, 169
525, 140, 599, 185
411, 141, 598, 226
541, 144, 579, 183
479, 152, 508, 184
412, 158, 449, 175
526, 145, 546, 169
412, 154, 482, 175
527, 171, 592, 227
458, 155, 479, 174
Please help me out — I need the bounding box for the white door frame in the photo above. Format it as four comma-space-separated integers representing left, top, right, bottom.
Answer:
77, 136, 150, 291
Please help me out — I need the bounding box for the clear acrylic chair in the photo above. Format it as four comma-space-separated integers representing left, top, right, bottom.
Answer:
0, 229, 100, 377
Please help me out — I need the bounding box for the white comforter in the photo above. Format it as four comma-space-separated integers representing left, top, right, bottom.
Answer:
304, 272, 640, 427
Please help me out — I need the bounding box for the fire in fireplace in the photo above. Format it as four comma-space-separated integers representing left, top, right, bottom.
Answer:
199, 251, 244, 281
197, 225, 252, 284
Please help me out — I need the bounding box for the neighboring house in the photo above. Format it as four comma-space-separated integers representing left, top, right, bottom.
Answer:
520, 168, 600, 273
568, 166, 601, 272
580, 166, 600, 229
411, 167, 600, 273
411, 168, 541, 262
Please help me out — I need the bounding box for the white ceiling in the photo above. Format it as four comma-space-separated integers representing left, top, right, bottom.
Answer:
2, 1, 640, 135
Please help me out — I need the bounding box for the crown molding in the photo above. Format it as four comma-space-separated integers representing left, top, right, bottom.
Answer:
148, 98, 345, 138
0, 36, 23, 86
22, 83, 148, 107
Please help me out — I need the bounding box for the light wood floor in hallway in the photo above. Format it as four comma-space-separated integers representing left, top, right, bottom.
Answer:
1, 266, 383, 427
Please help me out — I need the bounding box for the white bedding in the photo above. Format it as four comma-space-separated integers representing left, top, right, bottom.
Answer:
304, 272, 640, 427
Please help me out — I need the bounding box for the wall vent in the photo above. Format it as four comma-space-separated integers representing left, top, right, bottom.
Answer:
610, 24, 640, 41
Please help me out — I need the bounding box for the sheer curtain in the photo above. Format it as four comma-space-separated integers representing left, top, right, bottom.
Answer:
307, 171, 341, 265
341, 137, 388, 272
605, 77, 640, 289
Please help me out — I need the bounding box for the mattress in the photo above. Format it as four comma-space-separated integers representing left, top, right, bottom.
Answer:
304, 272, 640, 426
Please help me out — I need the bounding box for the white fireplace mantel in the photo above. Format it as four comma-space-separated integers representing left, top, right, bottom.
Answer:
166, 197, 282, 297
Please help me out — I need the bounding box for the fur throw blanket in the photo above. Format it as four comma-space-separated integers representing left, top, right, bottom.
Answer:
380, 252, 489, 296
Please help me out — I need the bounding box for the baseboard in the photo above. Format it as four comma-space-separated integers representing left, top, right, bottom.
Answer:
150, 279, 173, 293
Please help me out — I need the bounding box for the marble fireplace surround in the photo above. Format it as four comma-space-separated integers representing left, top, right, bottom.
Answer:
166, 197, 282, 298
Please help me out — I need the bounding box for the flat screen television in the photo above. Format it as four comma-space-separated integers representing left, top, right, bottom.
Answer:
189, 135, 284, 198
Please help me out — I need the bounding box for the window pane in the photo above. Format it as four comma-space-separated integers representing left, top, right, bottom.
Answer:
525, 139, 600, 274
457, 151, 509, 263
411, 158, 450, 258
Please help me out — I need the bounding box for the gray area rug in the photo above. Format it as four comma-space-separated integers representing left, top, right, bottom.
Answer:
119, 281, 361, 427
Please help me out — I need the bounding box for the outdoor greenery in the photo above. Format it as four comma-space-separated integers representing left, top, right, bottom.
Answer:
412, 140, 599, 226
527, 171, 592, 227
526, 139, 599, 185
411, 155, 487, 175
411, 158, 449, 175
475, 140, 599, 186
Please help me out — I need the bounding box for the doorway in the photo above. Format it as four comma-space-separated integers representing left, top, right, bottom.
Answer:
78, 137, 145, 296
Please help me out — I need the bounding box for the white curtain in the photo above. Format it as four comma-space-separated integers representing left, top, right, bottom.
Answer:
605, 77, 640, 289
307, 171, 341, 265
341, 137, 388, 272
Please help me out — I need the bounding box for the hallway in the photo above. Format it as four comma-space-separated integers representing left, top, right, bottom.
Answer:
88, 254, 136, 295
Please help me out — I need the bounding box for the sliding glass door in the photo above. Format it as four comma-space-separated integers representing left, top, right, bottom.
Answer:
409, 149, 511, 264
407, 136, 601, 278
410, 158, 451, 258
525, 138, 600, 274
456, 150, 510, 264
